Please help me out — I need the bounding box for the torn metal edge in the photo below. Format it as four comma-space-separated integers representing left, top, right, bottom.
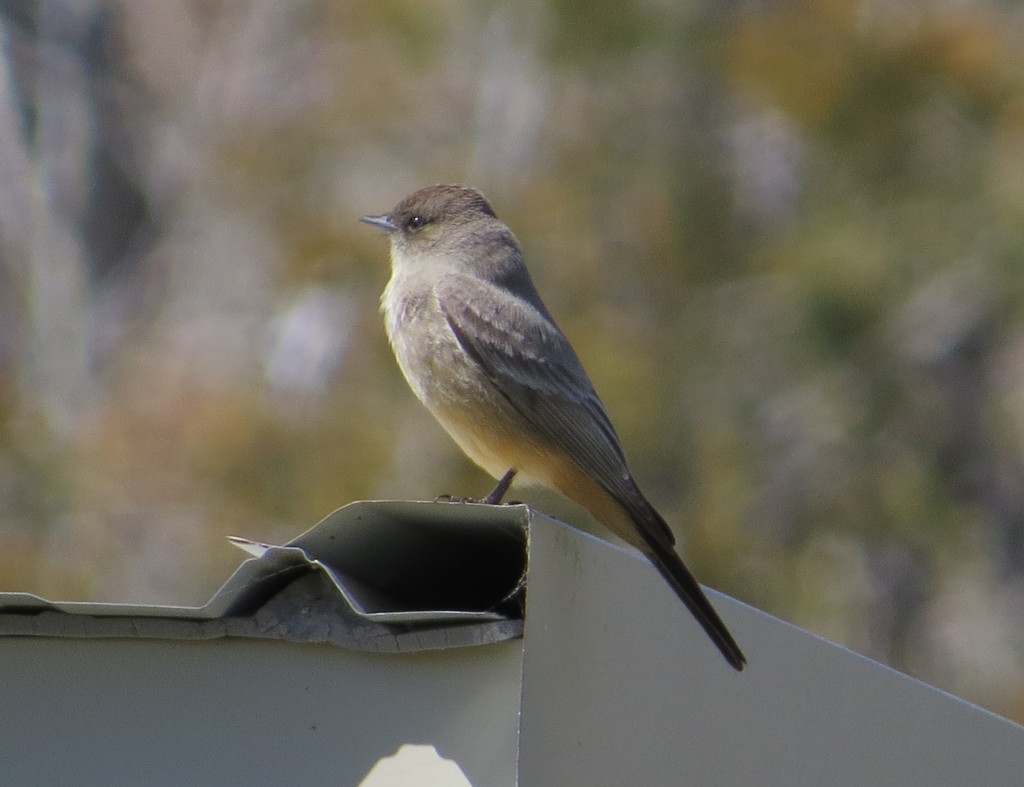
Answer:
0, 500, 530, 653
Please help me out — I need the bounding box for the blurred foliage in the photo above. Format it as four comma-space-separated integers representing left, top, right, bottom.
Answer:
0, 0, 1023, 722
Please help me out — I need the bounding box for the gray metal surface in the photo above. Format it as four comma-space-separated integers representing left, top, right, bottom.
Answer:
0, 636, 522, 786
518, 514, 1024, 786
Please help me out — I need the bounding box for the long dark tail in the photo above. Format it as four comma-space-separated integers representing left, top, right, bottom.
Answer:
632, 502, 746, 671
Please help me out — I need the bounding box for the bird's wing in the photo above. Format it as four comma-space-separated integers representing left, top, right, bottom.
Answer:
435, 274, 636, 499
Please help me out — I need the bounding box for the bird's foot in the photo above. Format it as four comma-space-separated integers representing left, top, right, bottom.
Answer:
434, 493, 474, 504
433, 494, 523, 506
434, 469, 519, 506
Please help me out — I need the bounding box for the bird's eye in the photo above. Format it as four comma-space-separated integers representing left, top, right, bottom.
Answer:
407, 215, 427, 230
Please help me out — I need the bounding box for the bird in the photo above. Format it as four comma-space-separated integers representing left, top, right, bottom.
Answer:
361, 184, 745, 670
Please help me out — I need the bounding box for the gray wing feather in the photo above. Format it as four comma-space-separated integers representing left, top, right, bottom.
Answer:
435, 274, 635, 498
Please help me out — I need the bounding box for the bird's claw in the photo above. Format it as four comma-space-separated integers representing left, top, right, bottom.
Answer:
434, 493, 476, 504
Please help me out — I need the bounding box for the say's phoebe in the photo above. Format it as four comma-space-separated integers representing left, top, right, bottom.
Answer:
362, 184, 745, 670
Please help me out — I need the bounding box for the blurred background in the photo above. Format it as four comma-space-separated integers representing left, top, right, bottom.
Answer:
1, 0, 1023, 721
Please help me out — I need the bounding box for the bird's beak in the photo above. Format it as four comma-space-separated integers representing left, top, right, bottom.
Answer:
360, 213, 397, 232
